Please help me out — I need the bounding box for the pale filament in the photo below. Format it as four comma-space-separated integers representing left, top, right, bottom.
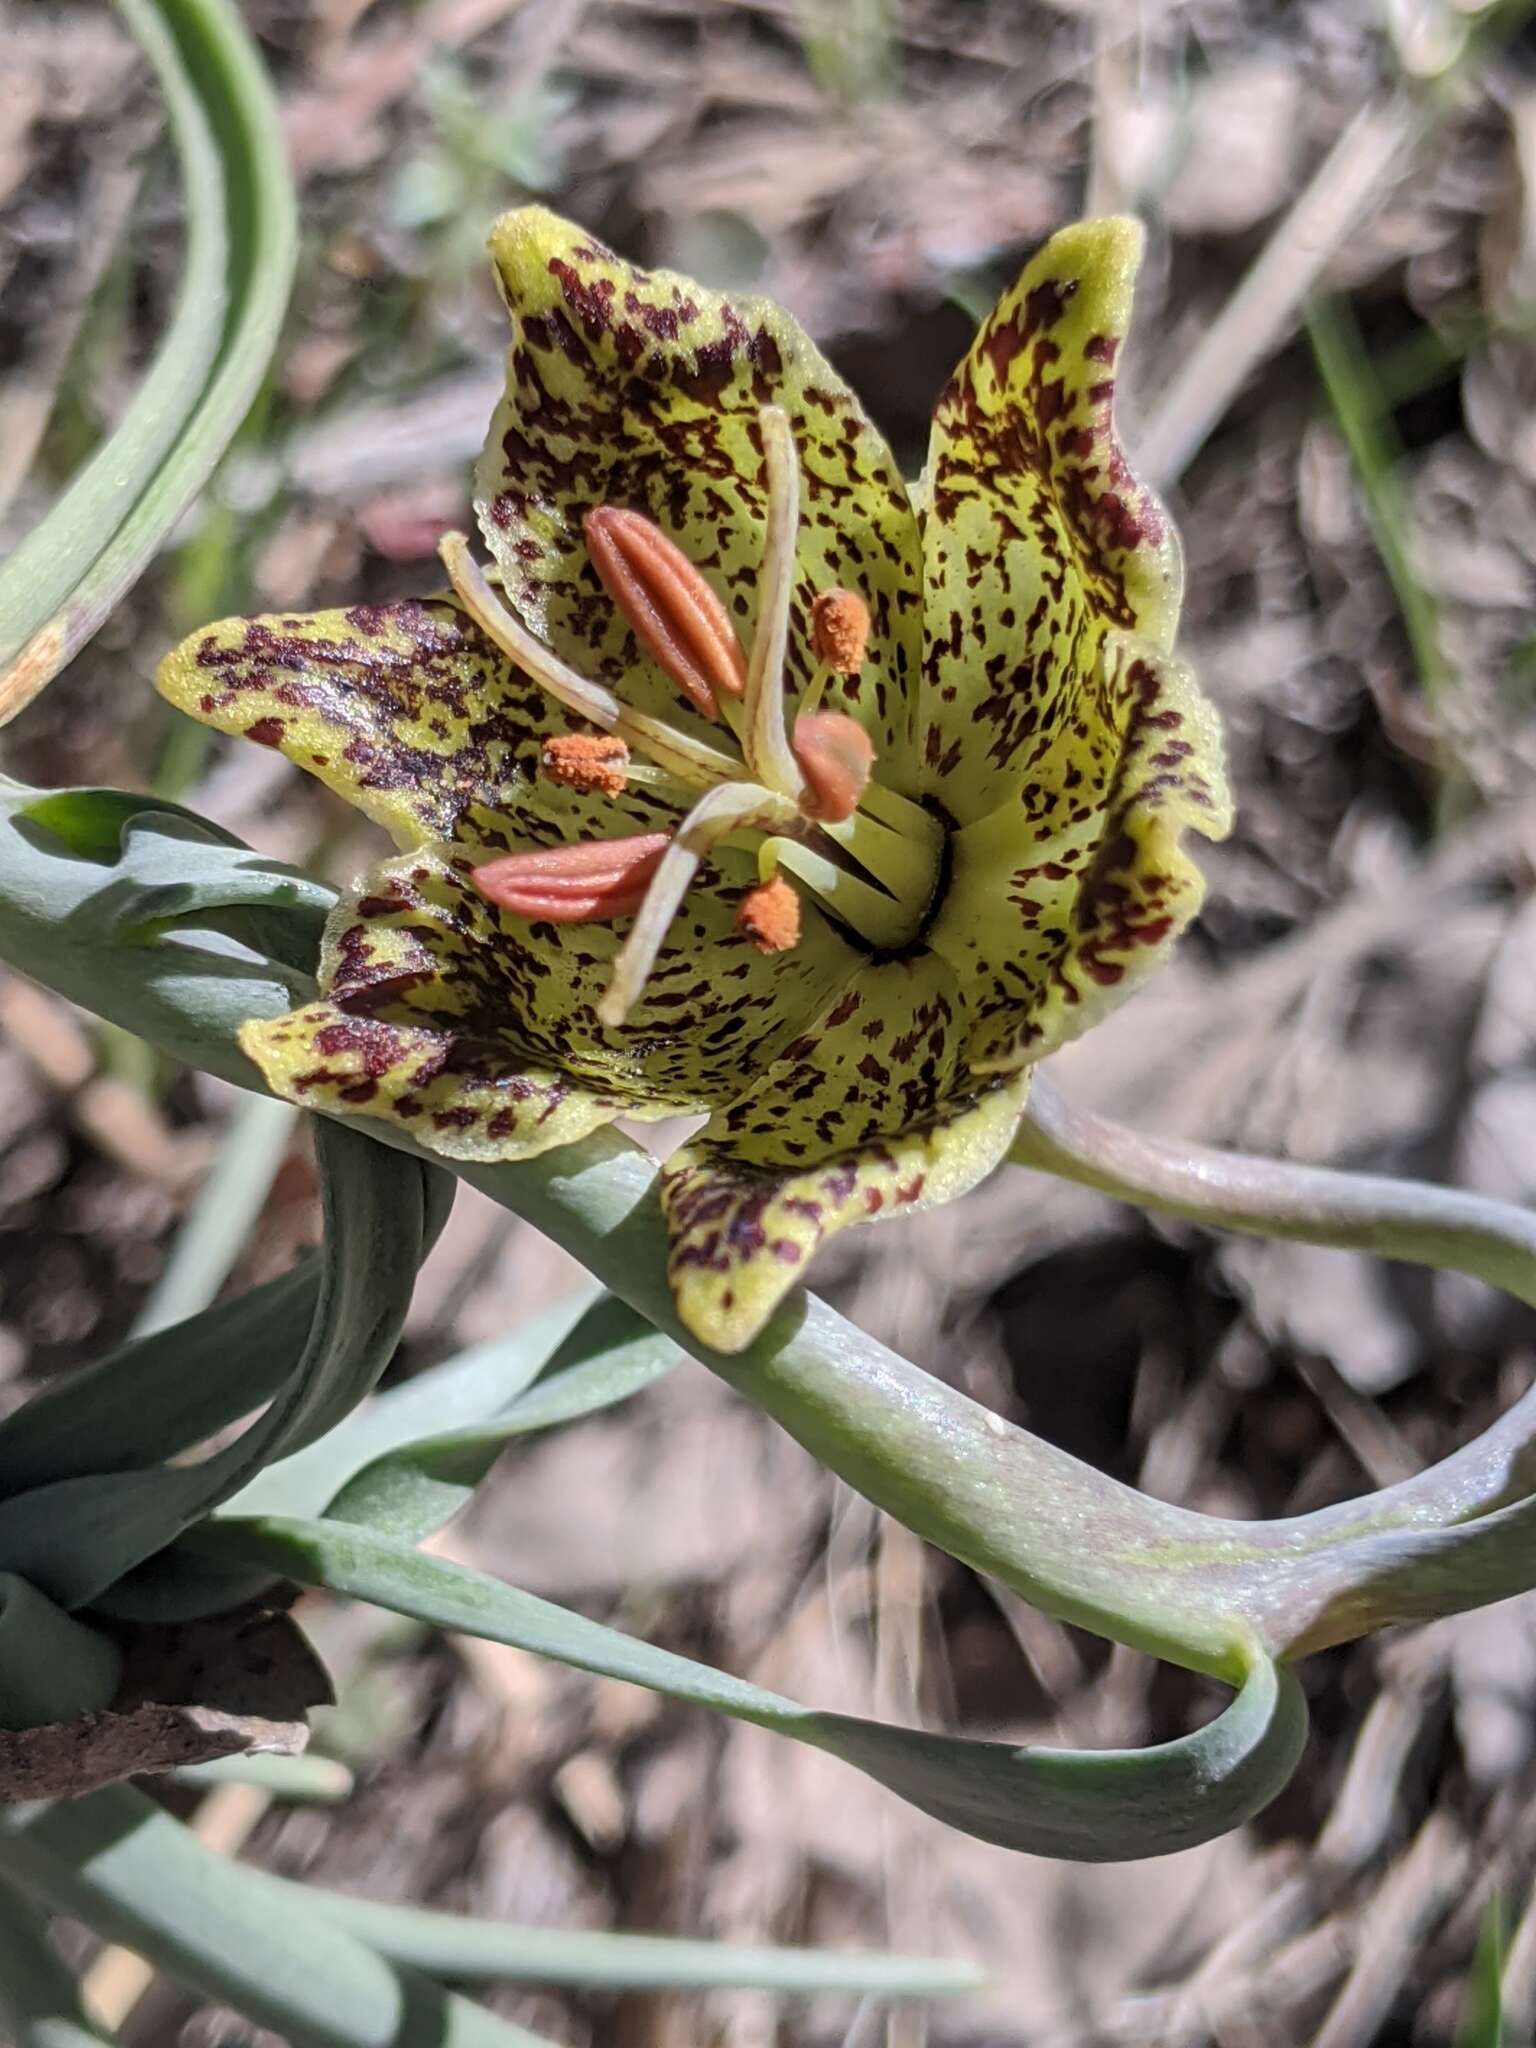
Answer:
445, 415, 950, 1018
598, 780, 799, 1027
741, 407, 809, 804
440, 535, 740, 793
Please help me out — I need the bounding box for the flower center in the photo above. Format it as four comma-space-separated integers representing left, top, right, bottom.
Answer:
439, 406, 943, 1026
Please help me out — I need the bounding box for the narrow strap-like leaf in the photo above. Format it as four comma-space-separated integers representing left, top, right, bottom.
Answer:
0, 1123, 445, 1609
317, 1295, 681, 1543
194, 1513, 1309, 1862
0, 0, 226, 678
0, 1788, 556, 2048
220, 1283, 610, 1524
0, 1878, 117, 2048
0, 1258, 318, 1494
0, 0, 297, 718
261, 1877, 983, 1997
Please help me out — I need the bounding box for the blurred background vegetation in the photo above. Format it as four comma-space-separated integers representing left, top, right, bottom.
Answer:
5, 1, 1536, 2041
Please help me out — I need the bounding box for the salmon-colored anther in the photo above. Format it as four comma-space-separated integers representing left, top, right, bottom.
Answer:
792, 712, 875, 823
736, 876, 801, 954
584, 506, 748, 722
541, 732, 630, 795
810, 587, 871, 675
471, 832, 670, 923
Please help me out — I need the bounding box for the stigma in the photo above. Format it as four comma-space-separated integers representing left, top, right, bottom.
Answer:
440, 404, 943, 1027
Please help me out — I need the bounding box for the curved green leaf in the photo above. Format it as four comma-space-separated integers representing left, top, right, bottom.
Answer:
0, 1789, 556, 2047
0, 784, 325, 1086
0, 0, 297, 718
319, 1294, 681, 1543
194, 1513, 1310, 1862
0, 1258, 318, 1495
0, 0, 226, 677
0, 1122, 449, 1609
0, 1578, 122, 1729
222, 1283, 609, 1525
298, 1884, 983, 1997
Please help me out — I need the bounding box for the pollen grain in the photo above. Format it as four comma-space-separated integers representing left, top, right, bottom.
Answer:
736, 875, 802, 954
541, 732, 630, 795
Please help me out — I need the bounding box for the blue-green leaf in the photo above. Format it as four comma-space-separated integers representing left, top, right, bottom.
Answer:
195, 1513, 1310, 1862
0, 1259, 317, 1495
0, 1123, 449, 1609
0, 1789, 555, 2047
319, 1294, 681, 1543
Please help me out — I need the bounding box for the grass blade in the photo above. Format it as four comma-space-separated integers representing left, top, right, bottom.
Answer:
1305, 293, 1448, 706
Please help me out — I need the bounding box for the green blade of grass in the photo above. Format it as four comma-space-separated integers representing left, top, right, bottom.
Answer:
1305, 292, 1449, 707
0, 0, 296, 721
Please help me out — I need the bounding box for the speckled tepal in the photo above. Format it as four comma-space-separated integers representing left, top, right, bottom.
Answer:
157, 207, 1230, 1352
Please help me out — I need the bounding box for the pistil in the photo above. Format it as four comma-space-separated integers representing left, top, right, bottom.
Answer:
450, 406, 947, 1018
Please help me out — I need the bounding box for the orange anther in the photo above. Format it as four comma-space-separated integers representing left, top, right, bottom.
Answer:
736, 875, 801, 954
584, 506, 748, 722
541, 732, 630, 795
792, 712, 875, 823
810, 587, 871, 675
471, 832, 670, 923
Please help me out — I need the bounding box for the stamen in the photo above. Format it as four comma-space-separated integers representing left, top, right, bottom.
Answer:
741, 407, 807, 803
472, 833, 669, 923
736, 876, 801, 955
810, 587, 871, 675
440, 534, 740, 794
792, 712, 874, 824
598, 780, 798, 1027
584, 508, 747, 721
541, 733, 629, 796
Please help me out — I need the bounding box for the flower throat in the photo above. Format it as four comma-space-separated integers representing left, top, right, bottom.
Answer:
439, 404, 944, 1027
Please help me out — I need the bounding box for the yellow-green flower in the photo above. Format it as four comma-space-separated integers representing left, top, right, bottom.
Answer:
157, 207, 1230, 1352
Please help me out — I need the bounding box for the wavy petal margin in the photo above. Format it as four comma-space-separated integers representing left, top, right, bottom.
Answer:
928, 634, 1231, 1073
155, 595, 678, 854
662, 1072, 1033, 1353
917, 216, 1184, 825
657, 954, 1027, 1350
475, 207, 925, 784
